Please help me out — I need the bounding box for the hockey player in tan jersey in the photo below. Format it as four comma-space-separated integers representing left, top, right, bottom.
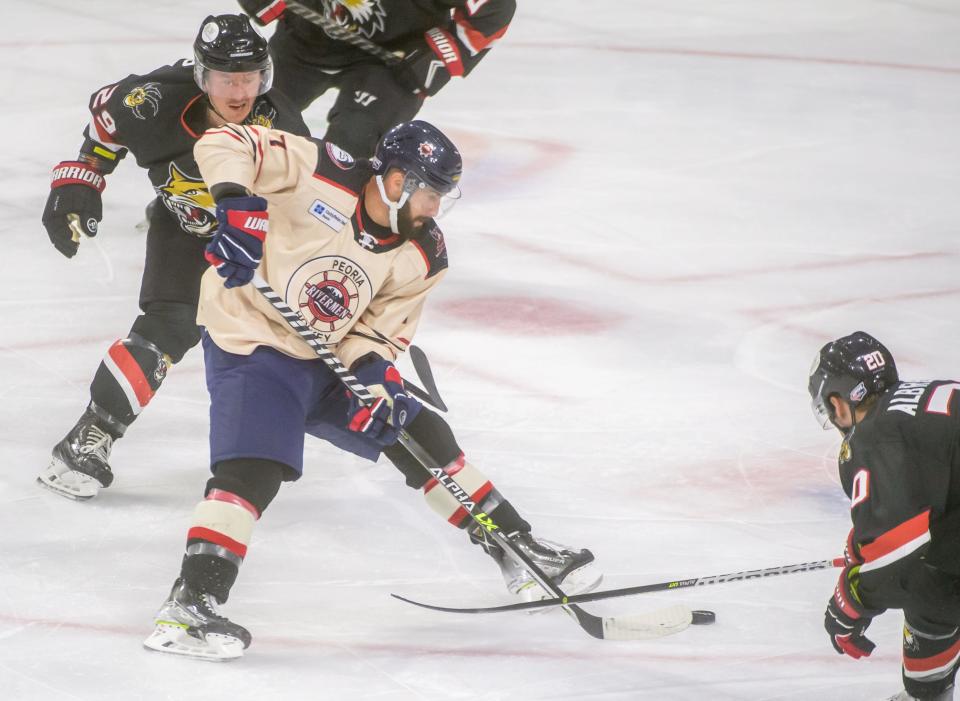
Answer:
144, 121, 601, 660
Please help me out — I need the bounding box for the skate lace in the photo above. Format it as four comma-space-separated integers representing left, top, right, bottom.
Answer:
516, 536, 573, 562
198, 592, 226, 620
78, 424, 112, 462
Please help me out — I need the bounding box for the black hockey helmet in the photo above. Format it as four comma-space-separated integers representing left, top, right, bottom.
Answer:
808, 331, 899, 429
193, 14, 273, 95
372, 121, 462, 196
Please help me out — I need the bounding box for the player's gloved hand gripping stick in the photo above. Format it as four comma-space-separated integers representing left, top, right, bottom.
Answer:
42, 161, 105, 258
205, 196, 269, 289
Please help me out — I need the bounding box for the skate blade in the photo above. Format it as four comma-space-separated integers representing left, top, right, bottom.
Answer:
143, 623, 244, 661
36, 458, 100, 501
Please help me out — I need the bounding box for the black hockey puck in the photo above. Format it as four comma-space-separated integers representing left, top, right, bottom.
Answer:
691, 610, 716, 625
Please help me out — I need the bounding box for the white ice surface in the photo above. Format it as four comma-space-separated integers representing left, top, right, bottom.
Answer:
2, 1, 960, 699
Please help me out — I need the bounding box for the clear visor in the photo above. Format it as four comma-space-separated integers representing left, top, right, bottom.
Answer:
401, 171, 460, 219
195, 62, 273, 98
811, 394, 834, 430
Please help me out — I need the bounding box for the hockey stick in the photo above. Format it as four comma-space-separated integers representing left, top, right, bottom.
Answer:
401, 377, 443, 412
409, 345, 447, 412
250, 272, 705, 640
392, 557, 846, 614
284, 0, 403, 66
67, 214, 85, 243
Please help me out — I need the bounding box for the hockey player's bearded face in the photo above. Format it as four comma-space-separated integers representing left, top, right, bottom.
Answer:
204, 70, 261, 124
397, 187, 441, 238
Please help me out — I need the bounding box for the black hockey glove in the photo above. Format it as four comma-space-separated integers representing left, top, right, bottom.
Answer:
392, 27, 465, 97
824, 566, 883, 659
42, 161, 105, 258
347, 356, 421, 447
237, 0, 286, 26
204, 196, 269, 288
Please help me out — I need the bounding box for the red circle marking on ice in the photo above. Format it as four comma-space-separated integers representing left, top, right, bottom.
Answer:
436, 296, 622, 334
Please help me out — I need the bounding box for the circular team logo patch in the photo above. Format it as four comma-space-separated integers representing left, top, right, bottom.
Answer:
287, 256, 373, 337
325, 142, 355, 170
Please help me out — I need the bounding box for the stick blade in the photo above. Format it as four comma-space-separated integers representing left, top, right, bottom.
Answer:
601, 604, 693, 640
409, 345, 448, 411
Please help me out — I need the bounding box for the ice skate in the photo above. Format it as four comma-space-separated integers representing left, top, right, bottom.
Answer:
472, 527, 603, 603
144, 578, 250, 661
37, 407, 116, 500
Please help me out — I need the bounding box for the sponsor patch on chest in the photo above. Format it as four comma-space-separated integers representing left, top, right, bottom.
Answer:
309, 199, 349, 231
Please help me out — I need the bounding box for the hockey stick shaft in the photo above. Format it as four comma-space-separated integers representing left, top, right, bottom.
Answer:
243, 273, 439, 408
67, 214, 86, 243
392, 557, 846, 614
284, 0, 402, 65
249, 273, 626, 638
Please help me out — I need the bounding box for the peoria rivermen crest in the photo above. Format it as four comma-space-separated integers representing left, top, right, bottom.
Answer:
286, 256, 374, 342
157, 163, 216, 238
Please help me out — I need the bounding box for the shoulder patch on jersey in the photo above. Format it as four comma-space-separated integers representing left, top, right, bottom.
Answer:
247, 100, 277, 129
326, 142, 356, 170
122, 82, 162, 120
311, 138, 371, 194
413, 223, 449, 279
839, 438, 852, 463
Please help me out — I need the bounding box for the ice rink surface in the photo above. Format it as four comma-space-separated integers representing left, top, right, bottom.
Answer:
3, 0, 960, 698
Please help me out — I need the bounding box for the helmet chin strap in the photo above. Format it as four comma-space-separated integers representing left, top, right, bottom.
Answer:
205, 97, 229, 127
832, 399, 860, 437
375, 175, 411, 234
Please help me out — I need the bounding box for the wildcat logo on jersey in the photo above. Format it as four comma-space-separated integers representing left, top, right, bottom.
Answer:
288, 256, 374, 341
157, 163, 216, 238
327, 0, 387, 38
247, 102, 277, 129
122, 82, 162, 120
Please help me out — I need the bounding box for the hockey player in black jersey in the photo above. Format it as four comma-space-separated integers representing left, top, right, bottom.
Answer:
38, 14, 310, 500
237, 0, 515, 156
809, 331, 960, 701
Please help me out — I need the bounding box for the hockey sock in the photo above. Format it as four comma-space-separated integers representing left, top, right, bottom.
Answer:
181, 489, 259, 603
382, 410, 529, 533
422, 453, 523, 531
903, 618, 960, 698
89, 333, 172, 429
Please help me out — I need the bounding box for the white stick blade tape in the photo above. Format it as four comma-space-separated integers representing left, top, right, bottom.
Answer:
602, 604, 693, 640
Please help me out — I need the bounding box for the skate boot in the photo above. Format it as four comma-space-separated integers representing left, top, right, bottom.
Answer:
471, 526, 603, 603
37, 407, 117, 500
144, 578, 251, 661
